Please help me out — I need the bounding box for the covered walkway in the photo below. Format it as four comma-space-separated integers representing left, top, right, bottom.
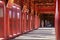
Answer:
12, 28, 56, 40
0, 0, 59, 40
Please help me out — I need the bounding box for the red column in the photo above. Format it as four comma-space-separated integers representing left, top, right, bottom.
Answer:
55, 0, 59, 40
22, 12, 27, 33
16, 6, 21, 35
0, 1, 6, 39
30, 14, 33, 30
35, 14, 38, 29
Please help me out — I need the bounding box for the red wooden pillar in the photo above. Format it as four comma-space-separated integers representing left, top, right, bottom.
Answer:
34, 1, 36, 29
30, 15, 34, 30
35, 13, 38, 29
23, 12, 27, 33
28, 0, 32, 31
34, 3, 40, 29
26, 0, 30, 32
7, 4, 20, 38
26, 8, 30, 32
30, 14, 33, 30
24, 12, 27, 32
38, 14, 40, 27
30, 0, 35, 30
35, 14, 40, 29
37, 14, 40, 28
55, 0, 60, 40
32, 14, 35, 29
21, 0, 27, 33
19, 7, 22, 34
31, 14, 34, 30
22, 5, 28, 33
6, 7, 13, 38
12, 5, 17, 36
0, 1, 7, 40
38, 6, 40, 28
16, 7, 20, 35
27, 13, 30, 31
6, 3, 13, 38
16, 6, 21, 35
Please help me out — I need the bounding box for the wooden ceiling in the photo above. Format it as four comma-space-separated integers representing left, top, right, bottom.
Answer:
4, 0, 55, 7
4, 0, 55, 14
34, 0, 55, 14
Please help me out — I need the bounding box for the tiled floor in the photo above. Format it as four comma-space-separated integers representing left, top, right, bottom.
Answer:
12, 28, 56, 40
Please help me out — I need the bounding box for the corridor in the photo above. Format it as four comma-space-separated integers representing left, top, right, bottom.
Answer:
12, 28, 56, 40
0, 0, 59, 40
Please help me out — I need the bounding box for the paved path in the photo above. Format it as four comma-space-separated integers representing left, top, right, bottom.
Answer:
12, 28, 56, 40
